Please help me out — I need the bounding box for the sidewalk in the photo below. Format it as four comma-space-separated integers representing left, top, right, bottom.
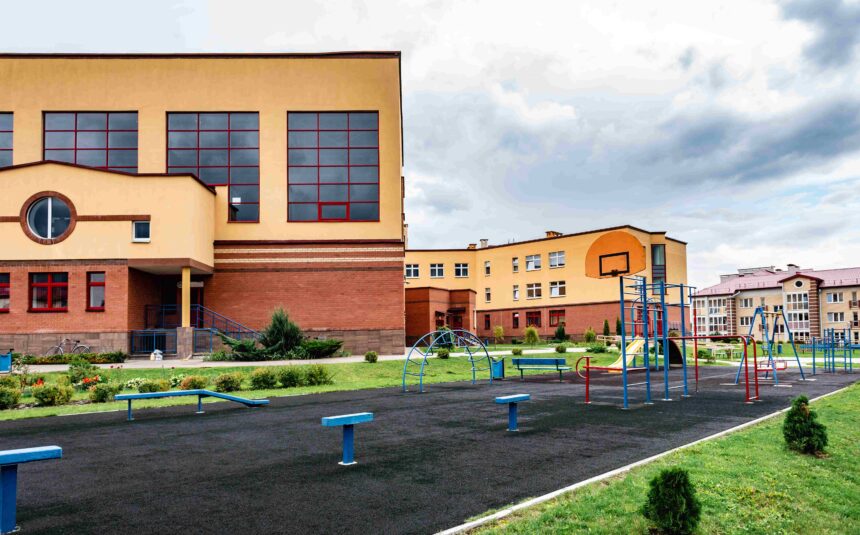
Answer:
28, 346, 587, 373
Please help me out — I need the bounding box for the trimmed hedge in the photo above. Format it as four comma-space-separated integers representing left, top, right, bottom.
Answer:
214, 373, 243, 393
180, 375, 209, 390
33, 385, 74, 406
138, 379, 170, 393
17, 351, 127, 365
249, 368, 277, 389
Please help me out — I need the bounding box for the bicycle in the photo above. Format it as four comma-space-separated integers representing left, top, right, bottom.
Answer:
48, 338, 91, 355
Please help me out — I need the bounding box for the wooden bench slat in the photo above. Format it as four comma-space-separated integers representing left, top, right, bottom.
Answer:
0, 446, 62, 465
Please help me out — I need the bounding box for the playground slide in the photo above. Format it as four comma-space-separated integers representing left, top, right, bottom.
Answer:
605, 339, 645, 372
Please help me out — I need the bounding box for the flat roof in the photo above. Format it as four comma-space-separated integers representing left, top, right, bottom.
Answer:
0, 52, 401, 59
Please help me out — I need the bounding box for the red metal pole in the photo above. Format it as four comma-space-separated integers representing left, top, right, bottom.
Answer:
753, 338, 759, 401
585, 356, 591, 404
743, 339, 750, 403
693, 306, 699, 388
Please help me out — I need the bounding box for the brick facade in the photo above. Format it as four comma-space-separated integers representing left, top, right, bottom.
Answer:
809, 279, 821, 338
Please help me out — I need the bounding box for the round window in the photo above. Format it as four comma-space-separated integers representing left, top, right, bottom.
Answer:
794, 280, 803, 288
26, 196, 72, 240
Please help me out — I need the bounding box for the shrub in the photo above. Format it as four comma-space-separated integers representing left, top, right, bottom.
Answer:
696, 348, 710, 359
584, 327, 597, 343
88, 383, 121, 403
277, 367, 305, 388
554, 324, 567, 342
214, 373, 243, 393
436, 348, 450, 359
668, 329, 681, 338
523, 326, 540, 345
436, 326, 455, 349
510, 338, 522, 345
285, 346, 310, 360
68, 357, 98, 384
180, 375, 209, 390
304, 365, 334, 386
258, 308, 304, 356
641, 467, 701, 535
587, 343, 607, 354
616, 317, 622, 335
33, 385, 74, 406
555, 344, 568, 354
125, 377, 147, 390
138, 379, 170, 393
301, 339, 344, 359
783, 395, 828, 454
602, 319, 610, 337
493, 325, 505, 344
0, 387, 21, 409
205, 350, 233, 362
169, 374, 186, 388
218, 335, 269, 361
511, 347, 523, 356
0, 376, 19, 389
250, 368, 277, 389
16, 352, 127, 365
364, 351, 379, 363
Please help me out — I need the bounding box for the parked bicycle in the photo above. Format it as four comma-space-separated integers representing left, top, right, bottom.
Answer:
48, 338, 91, 355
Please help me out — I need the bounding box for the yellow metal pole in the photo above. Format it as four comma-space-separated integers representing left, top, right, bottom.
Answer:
181, 267, 191, 328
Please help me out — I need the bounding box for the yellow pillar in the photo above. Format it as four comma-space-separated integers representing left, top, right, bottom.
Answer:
181, 267, 191, 328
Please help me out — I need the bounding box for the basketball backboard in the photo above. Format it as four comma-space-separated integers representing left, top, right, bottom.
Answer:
584, 230, 647, 279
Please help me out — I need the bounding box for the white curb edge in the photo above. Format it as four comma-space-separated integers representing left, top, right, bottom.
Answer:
437, 384, 855, 535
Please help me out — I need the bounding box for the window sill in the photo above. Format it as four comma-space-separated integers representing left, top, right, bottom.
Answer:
86, 308, 105, 312
28, 308, 68, 313
549, 265, 565, 269
228, 220, 260, 224
550, 295, 566, 298
525, 269, 540, 272
455, 275, 470, 279
132, 239, 151, 244
526, 296, 541, 300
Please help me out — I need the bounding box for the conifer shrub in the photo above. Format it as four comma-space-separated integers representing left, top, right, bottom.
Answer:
436, 348, 450, 359
364, 351, 379, 363
783, 395, 828, 454
554, 324, 567, 342
602, 319, 610, 336
641, 467, 701, 535
523, 326, 540, 345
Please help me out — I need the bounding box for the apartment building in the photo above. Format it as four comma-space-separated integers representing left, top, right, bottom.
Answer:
695, 265, 860, 344
0, 53, 406, 356
403, 226, 687, 343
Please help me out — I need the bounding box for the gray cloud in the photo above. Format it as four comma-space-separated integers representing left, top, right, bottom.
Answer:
781, 0, 860, 68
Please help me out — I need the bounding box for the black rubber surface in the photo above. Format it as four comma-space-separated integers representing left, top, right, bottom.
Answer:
2, 367, 857, 535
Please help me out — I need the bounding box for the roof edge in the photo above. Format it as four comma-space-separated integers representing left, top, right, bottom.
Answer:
0, 51, 401, 59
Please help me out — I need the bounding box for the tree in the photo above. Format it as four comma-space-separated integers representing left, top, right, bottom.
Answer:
641, 467, 701, 535
493, 325, 505, 345
523, 326, 540, 345
554, 324, 567, 342
258, 308, 303, 357
602, 319, 610, 337
783, 395, 828, 454
616, 317, 622, 336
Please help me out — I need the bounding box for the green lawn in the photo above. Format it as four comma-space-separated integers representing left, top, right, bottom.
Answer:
3, 354, 620, 421
475, 383, 860, 534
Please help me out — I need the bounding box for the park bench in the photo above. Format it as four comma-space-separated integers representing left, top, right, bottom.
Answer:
1, 446, 62, 534
115, 389, 269, 421
321, 412, 374, 466
494, 394, 530, 431
511, 357, 571, 382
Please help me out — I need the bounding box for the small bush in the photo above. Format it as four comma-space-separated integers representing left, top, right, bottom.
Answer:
33, 385, 74, 406
214, 373, 243, 393
205, 350, 233, 362
285, 346, 310, 360
88, 383, 121, 403
301, 339, 344, 359
436, 348, 450, 359
641, 467, 701, 535
523, 326, 540, 345
169, 374, 186, 388
555, 344, 568, 354
602, 319, 611, 337
554, 324, 567, 342
258, 307, 304, 356
493, 325, 505, 344
511, 347, 523, 356
16, 352, 127, 365
783, 395, 828, 454
587, 343, 607, 354
249, 368, 278, 389
0, 387, 21, 409
304, 365, 334, 386
584, 327, 597, 343
696, 348, 710, 359
219, 335, 269, 361
277, 367, 305, 388
0, 376, 20, 389
364, 351, 378, 363
138, 379, 170, 393
125, 377, 147, 390
180, 375, 209, 390
67, 357, 98, 384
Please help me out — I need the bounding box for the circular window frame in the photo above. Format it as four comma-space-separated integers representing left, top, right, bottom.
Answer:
794, 280, 803, 288
19, 191, 77, 245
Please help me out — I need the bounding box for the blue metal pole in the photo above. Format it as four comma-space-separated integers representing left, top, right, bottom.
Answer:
1, 464, 18, 534
127, 400, 134, 421
680, 285, 689, 397
341, 424, 355, 465
641, 279, 652, 404
508, 402, 519, 431
197, 395, 204, 414
619, 278, 629, 409
812, 338, 816, 375
661, 281, 670, 401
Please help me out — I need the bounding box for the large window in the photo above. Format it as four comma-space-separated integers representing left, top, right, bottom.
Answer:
87, 272, 106, 311
44, 112, 138, 173
651, 244, 666, 284
287, 111, 379, 221
167, 112, 260, 222
455, 263, 469, 277
430, 263, 444, 278
740, 298, 753, 308
526, 311, 541, 327
0, 274, 9, 311
405, 264, 419, 278
826, 292, 844, 303
0, 113, 11, 168
549, 251, 565, 268
29, 273, 68, 312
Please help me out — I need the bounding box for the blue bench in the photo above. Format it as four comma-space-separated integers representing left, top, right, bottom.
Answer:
115, 389, 269, 421
1, 446, 62, 534
511, 357, 571, 382
321, 412, 374, 466
495, 394, 530, 431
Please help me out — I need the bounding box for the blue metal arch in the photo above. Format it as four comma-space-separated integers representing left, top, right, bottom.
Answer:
402, 329, 496, 393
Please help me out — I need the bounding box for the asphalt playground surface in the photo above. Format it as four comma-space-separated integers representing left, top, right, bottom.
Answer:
2, 366, 858, 535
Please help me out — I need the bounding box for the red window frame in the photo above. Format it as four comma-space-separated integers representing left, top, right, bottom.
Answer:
86, 271, 106, 312
0, 273, 9, 312
526, 311, 542, 328
28, 273, 68, 312
512, 312, 520, 329
43, 112, 138, 173
0, 113, 11, 168
287, 111, 380, 222
166, 112, 260, 223
549, 310, 565, 327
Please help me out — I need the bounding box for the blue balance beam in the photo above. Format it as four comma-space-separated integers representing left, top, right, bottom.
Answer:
1, 446, 62, 534
495, 394, 531, 431
115, 390, 269, 421
321, 412, 374, 466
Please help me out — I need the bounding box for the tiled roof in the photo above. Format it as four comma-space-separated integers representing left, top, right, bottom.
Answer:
697, 267, 860, 296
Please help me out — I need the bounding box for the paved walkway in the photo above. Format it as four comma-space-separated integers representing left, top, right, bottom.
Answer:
29, 346, 587, 372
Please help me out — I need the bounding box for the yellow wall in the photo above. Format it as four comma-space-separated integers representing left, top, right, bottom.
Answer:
0, 163, 215, 266
0, 55, 403, 242
405, 227, 688, 310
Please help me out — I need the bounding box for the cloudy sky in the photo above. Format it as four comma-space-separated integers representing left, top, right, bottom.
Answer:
3, 0, 859, 288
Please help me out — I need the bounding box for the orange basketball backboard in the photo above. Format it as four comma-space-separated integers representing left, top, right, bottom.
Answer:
585, 231, 647, 278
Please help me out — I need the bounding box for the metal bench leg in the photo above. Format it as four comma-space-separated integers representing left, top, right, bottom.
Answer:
558, 369, 563, 382
126, 400, 134, 421
340, 424, 356, 466
508, 402, 519, 431
1, 464, 18, 534
197, 395, 204, 414
520, 369, 524, 382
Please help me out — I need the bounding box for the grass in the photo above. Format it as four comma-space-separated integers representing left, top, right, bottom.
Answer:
3, 354, 620, 421
474, 382, 860, 534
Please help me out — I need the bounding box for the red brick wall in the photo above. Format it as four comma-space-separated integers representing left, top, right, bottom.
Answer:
405, 287, 477, 343
127, 268, 163, 330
